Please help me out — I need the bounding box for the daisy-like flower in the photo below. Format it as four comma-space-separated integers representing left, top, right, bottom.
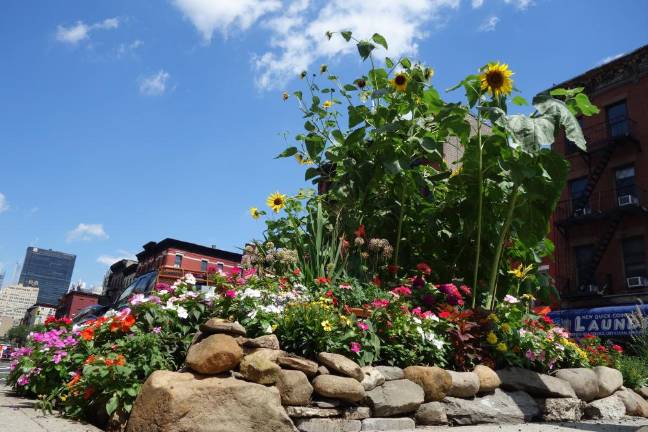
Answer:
508, 263, 533, 279
321, 320, 333, 332
266, 192, 287, 213
250, 207, 261, 220
322, 100, 333, 109
424, 67, 435, 81
480, 62, 514, 97
390, 73, 408, 92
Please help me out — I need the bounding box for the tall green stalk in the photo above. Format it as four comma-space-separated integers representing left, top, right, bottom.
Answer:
471, 115, 484, 308
394, 183, 406, 268
486, 185, 520, 310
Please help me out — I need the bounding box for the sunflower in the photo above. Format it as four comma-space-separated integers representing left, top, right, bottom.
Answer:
390, 73, 408, 92
249, 207, 261, 219
266, 192, 287, 213
322, 100, 333, 109
480, 62, 513, 97
282, 91, 289, 101
294, 153, 314, 165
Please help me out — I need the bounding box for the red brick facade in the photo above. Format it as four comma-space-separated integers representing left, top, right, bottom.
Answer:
56, 291, 100, 319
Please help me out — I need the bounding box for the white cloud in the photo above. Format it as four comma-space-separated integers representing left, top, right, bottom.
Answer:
139, 70, 171, 96
471, 0, 484, 8
0, 193, 8, 213
56, 17, 120, 45
97, 250, 137, 266
597, 52, 625, 66
117, 39, 143, 57
66, 223, 109, 242
504, 0, 534, 10
478, 15, 500, 31
173, 0, 282, 40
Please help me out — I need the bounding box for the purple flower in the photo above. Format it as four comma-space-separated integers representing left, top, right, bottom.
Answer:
152, 327, 161, 334
17, 374, 29, 386
52, 351, 67, 364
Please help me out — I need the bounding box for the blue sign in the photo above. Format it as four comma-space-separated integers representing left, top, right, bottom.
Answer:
549, 304, 648, 337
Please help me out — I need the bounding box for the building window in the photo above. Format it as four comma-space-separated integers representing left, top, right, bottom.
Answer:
606, 100, 628, 138
622, 237, 646, 280
174, 254, 183, 268
201, 260, 208, 272
615, 165, 636, 199
217, 263, 224, 272
574, 244, 595, 289
569, 177, 589, 215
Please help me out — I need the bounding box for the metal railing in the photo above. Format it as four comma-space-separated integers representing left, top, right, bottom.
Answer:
566, 115, 638, 154
555, 186, 648, 223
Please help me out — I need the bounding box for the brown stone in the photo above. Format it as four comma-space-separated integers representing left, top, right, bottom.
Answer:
200, 318, 247, 336
473, 364, 501, 393
312, 375, 365, 403
403, 366, 452, 401
276, 370, 313, 406
277, 355, 319, 377
239, 351, 282, 385
317, 352, 364, 381
186, 333, 243, 375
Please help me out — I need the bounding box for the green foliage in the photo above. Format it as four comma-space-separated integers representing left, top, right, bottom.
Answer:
6, 324, 31, 344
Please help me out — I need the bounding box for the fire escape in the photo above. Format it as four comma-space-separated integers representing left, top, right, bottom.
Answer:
554, 115, 643, 297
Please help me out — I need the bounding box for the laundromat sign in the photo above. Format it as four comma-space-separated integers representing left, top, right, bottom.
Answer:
549, 304, 648, 337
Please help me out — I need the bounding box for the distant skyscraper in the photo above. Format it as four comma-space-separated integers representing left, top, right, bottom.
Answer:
19, 247, 76, 305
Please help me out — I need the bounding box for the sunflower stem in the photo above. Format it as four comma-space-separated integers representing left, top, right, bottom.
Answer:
471, 113, 484, 309
394, 182, 407, 267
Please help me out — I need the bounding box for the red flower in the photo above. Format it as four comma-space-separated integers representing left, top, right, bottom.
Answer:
120, 314, 136, 332
325, 290, 334, 297
387, 264, 399, 274
315, 277, 330, 285
354, 224, 366, 238
391, 286, 412, 297
416, 262, 432, 275
541, 315, 553, 324
532, 306, 552, 316
583, 333, 596, 339
83, 386, 95, 400
293, 268, 301, 276
84, 355, 96, 365
439, 311, 451, 319
611, 344, 623, 353
459, 285, 472, 297
80, 328, 94, 341
371, 276, 382, 287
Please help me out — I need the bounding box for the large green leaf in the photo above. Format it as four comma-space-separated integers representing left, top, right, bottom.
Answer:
532, 94, 586, 150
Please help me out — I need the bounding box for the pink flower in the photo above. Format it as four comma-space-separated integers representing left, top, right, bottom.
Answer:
339, 284, 352, 290
390, 286, 412, 297
52, 351, 67, 364
225, 290, 237, 299
156, 283, 171, 292
152, 327, 161, 334
503, 295, 519, 304
229, 267, 242, 276
357, 321, 369, 331
525, 349, 537, 361
17, 374, 29, 386
371, 299, 390, 309
350, 342, 361, 354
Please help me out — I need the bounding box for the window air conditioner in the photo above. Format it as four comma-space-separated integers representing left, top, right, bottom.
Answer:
626, 277, 647, 288
618, 195, 638, 207
580, 284, 599, 293
574, 207, 591, 217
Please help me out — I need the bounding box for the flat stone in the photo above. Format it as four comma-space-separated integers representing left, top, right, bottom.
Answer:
318, 352, 364, 381
312, 375, 366, 403
360, 366, 385, 391
536, 398, 585, 422
286, 407, 340, 418
615, 388, 648, 417
239, 350, 282, 384
403, 366, 452, 401
295, 418, 361, 432
313, 399, 340, 408
361, 417, 415, 431
415, 401, 448, 425
276, 370, 313, 406
365, 379, 424, 417
200, 318, 247, 336
185, 333, 243, 374
441, 388, 540, 425
341, 407, 371, 420
375, 366, 404, 381
447, 371, 480, 398
278, 355, 319, 377
242, 334, 281, 350
584, 395, 626, 419
594, 366, 624, 398
497, 367, 576, 398
555, 368, 599, 401
473, 364, 500, 394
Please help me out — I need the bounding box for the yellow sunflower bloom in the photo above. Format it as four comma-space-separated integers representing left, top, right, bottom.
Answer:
322, 100, 333, 109
390, 73, 408, 92
321, 320, 333, 332
501, 323, 511, 333
249, 207, 261, 220
496, 342, 508, 352
486, 331, 498, 344
508, 263, 533, 279
266, 192, 287, 213
480, 62, 514, 97
339, 315, 352, 327
488, 313, 499, 323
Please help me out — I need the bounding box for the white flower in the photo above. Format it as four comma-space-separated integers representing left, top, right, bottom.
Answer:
264, 324, 274, 334
203, 291, 216, 301
260, 305, 283, 314
185, 291, 198, 298
247, 309, 258, 320
413, 317, 422, 325
503, 294, 519, 304
240, 288, 262, 299
427, 314, 439, 321
184, 274, 196, 285
158, 289, 169, 295
176, 306, 188, 319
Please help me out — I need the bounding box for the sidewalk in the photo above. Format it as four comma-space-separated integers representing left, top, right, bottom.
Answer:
0, 386, 101, 432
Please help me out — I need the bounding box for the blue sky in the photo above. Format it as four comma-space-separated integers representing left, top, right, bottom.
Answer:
0, 0, 647, 290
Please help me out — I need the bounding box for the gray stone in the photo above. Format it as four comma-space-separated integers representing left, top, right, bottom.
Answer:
473, 364, 500, 394
594, 366, 624, 398
584, 394, 626, 419
375, 366, 404, 381
285, 407, 340, 418
497, 367, 576, 398
295, 418, 361, 432
200, 318, 247, 336
415, 402, 448, 425
365, 379, 424, 417
276, 370, 313, 406
441, 388, 540, 425
447, 371, 480, 398
313, 399, 340, 408
185, 333, 243, 375
341, 407, 371, 420
360, 366, 385, 391
536, 398, 585, 422
318, 352, 364, 381
278, 355, 319, 377
361, 417, 415, 431
242, 334, 281, 350
317, 366, 330, 375
615, 387, 648, 417
239, 350, 282, 385
638, 386, 648, 399
312, 375, 366, 403
555, 368, 599, 401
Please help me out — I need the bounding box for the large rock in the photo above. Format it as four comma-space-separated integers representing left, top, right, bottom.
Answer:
360, 366, 385, 391
126, 371, 296, 432
201, 318, 247, 336
536, 398, 585, 422
415, 402, 448, 425
440, 388, 540, 425
361, 418, 415, 431
555, 368, 599, 401
278, 355, 319, 377
186, 333, 243, 374
473, 365, 500, 394
276, 370, 313, 406
317, 352, 364, 381
240, 350, 282, 384
312, 375, 365, 403
584, 395, 626, 419
615, 388, 648, 417
497, 367, 575, 398
375, 366, 404, 381
403, 366, 452, 401
242, 335, 281, 350
447, 371, 480, 398
593, 366, 624, 398
294, 419, 360, 432
365, 379, 424, 417
638, 387, 648, 399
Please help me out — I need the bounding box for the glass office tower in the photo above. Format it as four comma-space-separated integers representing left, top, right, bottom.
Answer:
19, 247, 76, 305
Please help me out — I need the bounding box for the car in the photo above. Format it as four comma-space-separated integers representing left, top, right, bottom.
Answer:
72, 304, 109, 325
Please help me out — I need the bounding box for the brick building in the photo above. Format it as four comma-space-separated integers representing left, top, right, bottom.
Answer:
549, 45, 648, 316
56, 290, 100, 319
136, 238, 242, 286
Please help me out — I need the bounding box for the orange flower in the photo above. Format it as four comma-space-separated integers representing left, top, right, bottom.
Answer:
80, 328, 94, 341
110, 319, 122, 332
84, 355, 96, 365
66, 374, 81, 388
532, 306, 551, 316
115, 354, 126, 366
121, 314, 136, 332
105, 358, 114, 367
